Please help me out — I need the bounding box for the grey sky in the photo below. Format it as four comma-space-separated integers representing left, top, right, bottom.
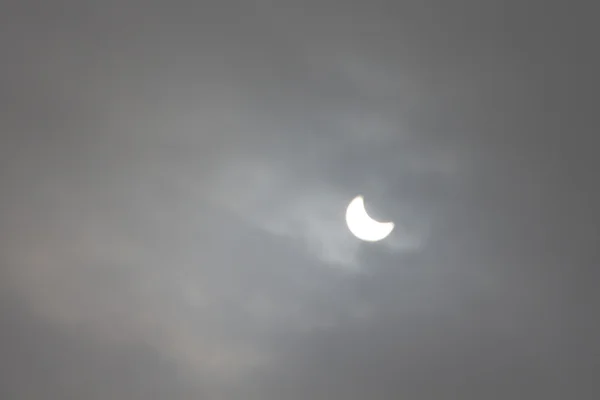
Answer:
1, 1, 599, 399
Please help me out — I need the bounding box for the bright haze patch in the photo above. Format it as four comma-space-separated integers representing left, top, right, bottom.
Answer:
208, 159, 424, 271
345, 195, 395, 242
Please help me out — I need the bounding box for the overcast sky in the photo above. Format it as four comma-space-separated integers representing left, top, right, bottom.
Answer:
1, 1, 599, 399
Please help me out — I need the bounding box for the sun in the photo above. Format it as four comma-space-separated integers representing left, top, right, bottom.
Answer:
345, 196, 394, 242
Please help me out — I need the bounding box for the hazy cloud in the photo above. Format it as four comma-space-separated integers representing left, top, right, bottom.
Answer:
1, 0, 598, 399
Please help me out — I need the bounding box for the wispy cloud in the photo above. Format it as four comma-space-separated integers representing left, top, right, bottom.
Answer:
208, 157, 425, 270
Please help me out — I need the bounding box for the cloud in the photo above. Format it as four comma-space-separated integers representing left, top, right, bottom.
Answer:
207, 151, 428, 271
4, 1, 598, 399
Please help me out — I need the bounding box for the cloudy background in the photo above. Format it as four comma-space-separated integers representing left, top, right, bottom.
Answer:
1, 1, 598, 398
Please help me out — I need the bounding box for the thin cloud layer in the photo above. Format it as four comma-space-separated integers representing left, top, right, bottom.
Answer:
1, 0, 598, 399
208, 157, 426, 270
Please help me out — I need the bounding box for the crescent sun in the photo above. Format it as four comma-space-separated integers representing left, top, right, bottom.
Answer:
345, 195, 394, 242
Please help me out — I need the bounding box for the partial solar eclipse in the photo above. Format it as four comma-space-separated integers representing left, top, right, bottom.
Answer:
345, 195, 394, 242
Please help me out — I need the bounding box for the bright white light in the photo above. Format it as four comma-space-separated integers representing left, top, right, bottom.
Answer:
345, 196, 394, 242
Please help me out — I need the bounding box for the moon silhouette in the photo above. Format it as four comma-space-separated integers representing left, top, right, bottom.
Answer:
345, 195, 394, 242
